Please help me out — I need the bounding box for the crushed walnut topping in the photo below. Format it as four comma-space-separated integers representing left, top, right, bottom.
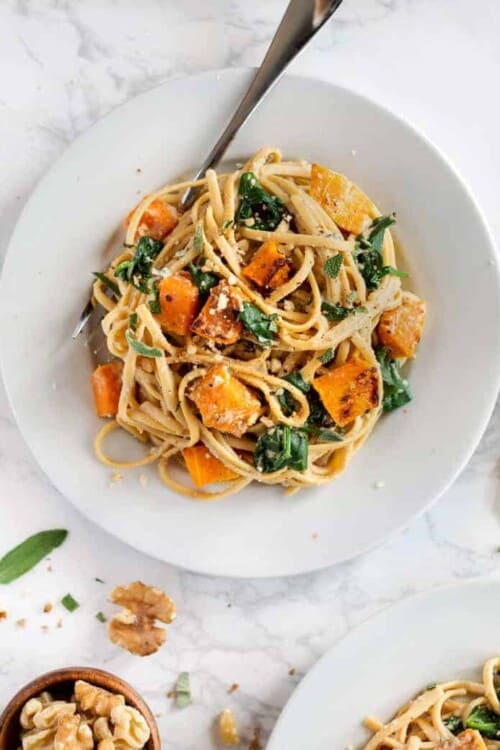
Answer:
108, 581, 176, 656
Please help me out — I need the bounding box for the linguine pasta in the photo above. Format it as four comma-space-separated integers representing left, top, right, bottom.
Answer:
361, 657, 500, 749
90, 147, 425, 500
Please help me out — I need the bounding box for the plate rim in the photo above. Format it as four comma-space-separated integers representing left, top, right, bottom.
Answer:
267, 575, 500, 747
0, 67, 499, 578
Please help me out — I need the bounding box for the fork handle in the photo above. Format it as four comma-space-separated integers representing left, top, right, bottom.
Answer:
180, 0, 343, 208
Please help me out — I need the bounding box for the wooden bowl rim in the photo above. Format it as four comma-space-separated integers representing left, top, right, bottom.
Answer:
0, 666, 160, 749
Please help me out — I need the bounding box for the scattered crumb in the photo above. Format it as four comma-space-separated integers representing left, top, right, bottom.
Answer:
351, 149, 357, 157
166, 690, 174, 699
311, 532, 318, 540
16, 618, 27, 628
43, 602, 53, 614
248, 728, 262, 750
22, 590, 32, 598
154, 713, 162, 718
0, 610, 7, 621
51, 382, 57, 390
47, 565, 53, 572
186, 343, 197, 356
136, 168, 142, 173
373, 480, 386, 490
288, 667, 296, 676
56, 619, 63, 629
41, 625, 49, 633
228, 683, 239, 694
227, 603, 232, 608
138, 474, 149, 488
110, 471, 124, 486
282, 299, 295, 312
260, 416, 274, 428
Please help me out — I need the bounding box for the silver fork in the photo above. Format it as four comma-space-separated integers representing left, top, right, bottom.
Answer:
72, 0, 343, 338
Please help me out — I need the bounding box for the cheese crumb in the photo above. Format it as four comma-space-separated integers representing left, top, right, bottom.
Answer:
111, 472, 124, 484
216, 292, 229, 311
186, 344, 197, 355
373, 480, 386, 489
227, 273, 238, 285
139, 474, 149, 488
16, 618, 26, 628
283, 300, 295, 312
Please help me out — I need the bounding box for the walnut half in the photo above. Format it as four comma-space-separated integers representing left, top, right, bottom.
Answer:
108, 581, 176, 656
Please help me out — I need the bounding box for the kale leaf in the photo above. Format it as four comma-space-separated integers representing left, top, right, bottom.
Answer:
375, 346, 412, 412
278, 372, 310, 415
465, 705, 500, 739
238, 301, 279, 346
235, 172, 287, 231
324, 254, 343, 279
443, 716, 464, 735
354, 214, 408, 290
321, 300, 367, 321
254, 424, 308, 473
114, 236, 163, 292
188, 260, 219, 295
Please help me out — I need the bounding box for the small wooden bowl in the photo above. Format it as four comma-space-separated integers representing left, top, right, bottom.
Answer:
0, 666, 160, 749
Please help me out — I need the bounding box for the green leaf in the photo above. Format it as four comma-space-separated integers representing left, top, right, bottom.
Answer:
303, 425, 344, 442
114, 236, 163, 292
175, 672, 191, 708
238, 301, 279, 346
193, 225, 204, 254
375, 346, 412, 412
126, 330, 163, 358
321, 301, 366, 322
318, 348, 335, 365
61, 593, 79, 613
278, 372, 310, 416
95, 577, 105, 583
222, 219, 233, 229
129, 313, 138, 331
324, 254, 343, 279
93, 272, 121, 298
148, 283, 161, 314
254, 424, 309, 473
0, 530, 68, 584
354, 214, 407, 290
188, 261, 219, 295
235, 172, 287, 231
465, 705, 500, 739
95, 611, 107, 623
443, 715, 463, 735
367, 214, 396, 253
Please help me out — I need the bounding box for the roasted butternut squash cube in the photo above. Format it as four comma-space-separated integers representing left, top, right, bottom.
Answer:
126, 197, 178, 241
242, 240, 291, 291
312, 358, 378, 427
183, 444, 239, 487
191, 280, 243, 345
191, 364, 262, 437
378, 295, 426, 358
91, 361, 123, 418
310, 164, 374, 234
437, 729, 487, 750
158, 271, 201, 336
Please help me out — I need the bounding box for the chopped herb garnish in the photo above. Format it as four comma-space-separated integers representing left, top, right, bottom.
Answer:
95, 577, 105, 583
235, 172, 287, 231
95, 611, 107, 623
188, 260, 219, 295
148, 283, 161, 314
425, 682, 437, 690
465, 705, 500, 739
174, 672, 192, 708
222, 219, 233, 229
238, 301, 279, 346
126, 330, 162, 358
93, 272, 121, 298
254, 424, 308, 473
354, 214, 408, 290
443, 715, 464, 735
61, 593, 79, 613
318, 348, 335, 365
0, 530, 68, 585
321, 300, 366, 321
114, 236, 163, 292
376, 346, 412, 412
302, 424, 344, 442
129, 313, 138, 331
324, 254, 343, 279
193, 225, 204, 254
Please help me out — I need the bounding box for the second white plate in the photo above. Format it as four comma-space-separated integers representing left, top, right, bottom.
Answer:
0, 69, 499, 576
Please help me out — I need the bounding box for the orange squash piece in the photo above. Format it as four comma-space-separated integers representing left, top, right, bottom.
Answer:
310, 163, 374, 234
191, 280, 243, 345
190, 363, 262, 437
378, 296, 426, 358
242, 240, 291, 291
312, 358, 378, 427
157, 271, 201, 336
437, 730, 486, 750
183, 444, 239, 487
126, 197, 178, 241
91, 362, 123, 418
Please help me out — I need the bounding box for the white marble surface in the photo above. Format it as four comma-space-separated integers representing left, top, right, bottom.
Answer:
0, 0, 499, 747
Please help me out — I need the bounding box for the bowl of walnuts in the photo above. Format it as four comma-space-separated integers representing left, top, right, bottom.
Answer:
0, 666, 160, 749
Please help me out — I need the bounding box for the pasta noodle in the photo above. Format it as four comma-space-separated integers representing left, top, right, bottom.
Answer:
90, 147, 425, 499
360, 657, 500, 749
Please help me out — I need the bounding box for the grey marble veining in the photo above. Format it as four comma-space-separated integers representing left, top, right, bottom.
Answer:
0, 0, 499, 747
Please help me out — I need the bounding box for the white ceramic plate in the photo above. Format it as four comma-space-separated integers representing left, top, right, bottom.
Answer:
1, 70, 499, 577
268, 578, 500, 749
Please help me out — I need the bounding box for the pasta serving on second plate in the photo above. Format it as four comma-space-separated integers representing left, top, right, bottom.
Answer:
90, 147, 426, 499
361, 656, 500, 749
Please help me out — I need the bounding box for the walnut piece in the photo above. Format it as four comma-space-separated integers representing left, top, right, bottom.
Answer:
108, 581, 176, 656
218, 709, 240, 746
74, 680, 124, 718
53, 714, 93, 750
111, 705, 150, 748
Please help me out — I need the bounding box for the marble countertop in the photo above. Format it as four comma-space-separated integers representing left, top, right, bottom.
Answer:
0, 0, 499, 747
